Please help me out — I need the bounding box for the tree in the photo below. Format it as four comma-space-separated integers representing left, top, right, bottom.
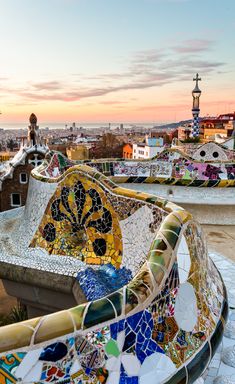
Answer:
7, 139, 15, 151
182, 137, 201, 144
90, 133, 124, 159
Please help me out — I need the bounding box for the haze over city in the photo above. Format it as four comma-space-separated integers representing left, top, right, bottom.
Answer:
0, 0, 235, 125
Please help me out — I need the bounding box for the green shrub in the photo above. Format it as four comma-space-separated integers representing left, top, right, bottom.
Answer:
0, 303, 27, 326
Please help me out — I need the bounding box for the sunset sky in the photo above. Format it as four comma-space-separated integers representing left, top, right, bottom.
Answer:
0, 0, 235, 125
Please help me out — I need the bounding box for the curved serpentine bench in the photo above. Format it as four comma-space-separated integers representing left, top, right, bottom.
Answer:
78, 144, 235, 225
0, 157, 228, 384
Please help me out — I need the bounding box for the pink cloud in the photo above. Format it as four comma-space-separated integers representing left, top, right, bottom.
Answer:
173, 39, 214, 53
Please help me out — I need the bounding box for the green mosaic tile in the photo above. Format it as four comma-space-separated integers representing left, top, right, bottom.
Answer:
83, 299, 116, 329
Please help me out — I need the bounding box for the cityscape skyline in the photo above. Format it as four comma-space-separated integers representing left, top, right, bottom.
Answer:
0, 0, 235, 124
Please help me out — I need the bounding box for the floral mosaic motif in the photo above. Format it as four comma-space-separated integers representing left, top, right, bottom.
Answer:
60, 333, 110, 383
31, 173, 123, 267
151, 262, 179, 316
44, 182, 112, 255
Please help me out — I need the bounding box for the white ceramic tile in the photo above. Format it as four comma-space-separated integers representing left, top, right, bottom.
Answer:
23, 361, 44, 383
121, 354, 141, 376
177, 235, 191, 283
15, 348, 43, 380
139, 352, 177, 384
70, 359, 82, 375
174, 282, 198, 332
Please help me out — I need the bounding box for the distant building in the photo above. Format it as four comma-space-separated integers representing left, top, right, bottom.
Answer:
177, 125, 191, 141
148, 131, 168, 142
132, 142, 164, 160
131, 132, 169, 160
74, 135, 98, 144
0, 114, 48, 212
123, 143, 133, 159
66, 144, 91, 160
146, 137, 164, 147
48, 143, 67, 155
200, 112, 235, 141
148, 129, 177, 143
0, 152, 11, 162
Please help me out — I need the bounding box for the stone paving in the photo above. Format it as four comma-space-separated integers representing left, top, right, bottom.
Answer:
203, 248, 235, 383
203, 225, 235, 263
199, 225, 235, 383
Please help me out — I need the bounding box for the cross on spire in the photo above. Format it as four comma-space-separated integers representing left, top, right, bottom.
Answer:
193, 73, 201, 87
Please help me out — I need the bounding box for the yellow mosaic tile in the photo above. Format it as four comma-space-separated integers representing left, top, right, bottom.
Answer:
34, 311, 75, 344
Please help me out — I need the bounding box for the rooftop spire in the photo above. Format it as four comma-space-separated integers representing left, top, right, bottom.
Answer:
191, 74, 202, 138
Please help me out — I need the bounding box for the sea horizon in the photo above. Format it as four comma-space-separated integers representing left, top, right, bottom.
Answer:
0, 121, 174, 130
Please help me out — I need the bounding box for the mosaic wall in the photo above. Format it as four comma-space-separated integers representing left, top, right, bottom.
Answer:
35, 146, 235, 187
177, 142, 235, 161
0, 160, 228, 383
86, 149, 235, 187
191, 142, 229, 161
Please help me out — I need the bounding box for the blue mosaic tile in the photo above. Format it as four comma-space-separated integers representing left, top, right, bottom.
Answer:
77, 263, 132, 300
120, 364, 139, 384
109, 309, 164, 365
39, 342, 68, 362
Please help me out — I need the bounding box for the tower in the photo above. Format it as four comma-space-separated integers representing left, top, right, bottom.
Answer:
192, 73, 202, 138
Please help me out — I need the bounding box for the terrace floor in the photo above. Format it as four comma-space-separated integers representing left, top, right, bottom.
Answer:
203, 225, 235, 263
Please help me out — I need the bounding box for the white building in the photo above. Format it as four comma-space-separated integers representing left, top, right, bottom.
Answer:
132, 142, 164, 159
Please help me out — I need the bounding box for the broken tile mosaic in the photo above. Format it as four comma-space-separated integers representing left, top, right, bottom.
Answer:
0, 152, 228, 383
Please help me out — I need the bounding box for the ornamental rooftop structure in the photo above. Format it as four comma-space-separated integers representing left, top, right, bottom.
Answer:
0, 114, 49, 211
0, 151, 228, 383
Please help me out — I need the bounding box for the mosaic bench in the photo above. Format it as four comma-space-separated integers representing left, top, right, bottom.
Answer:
78, 142, 235, 187
0, 158, 228, 384
72, 144, 235, 225
34, 151, 235, 225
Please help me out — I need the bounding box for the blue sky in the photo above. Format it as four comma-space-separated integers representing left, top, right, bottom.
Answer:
0, 0, 234, 123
